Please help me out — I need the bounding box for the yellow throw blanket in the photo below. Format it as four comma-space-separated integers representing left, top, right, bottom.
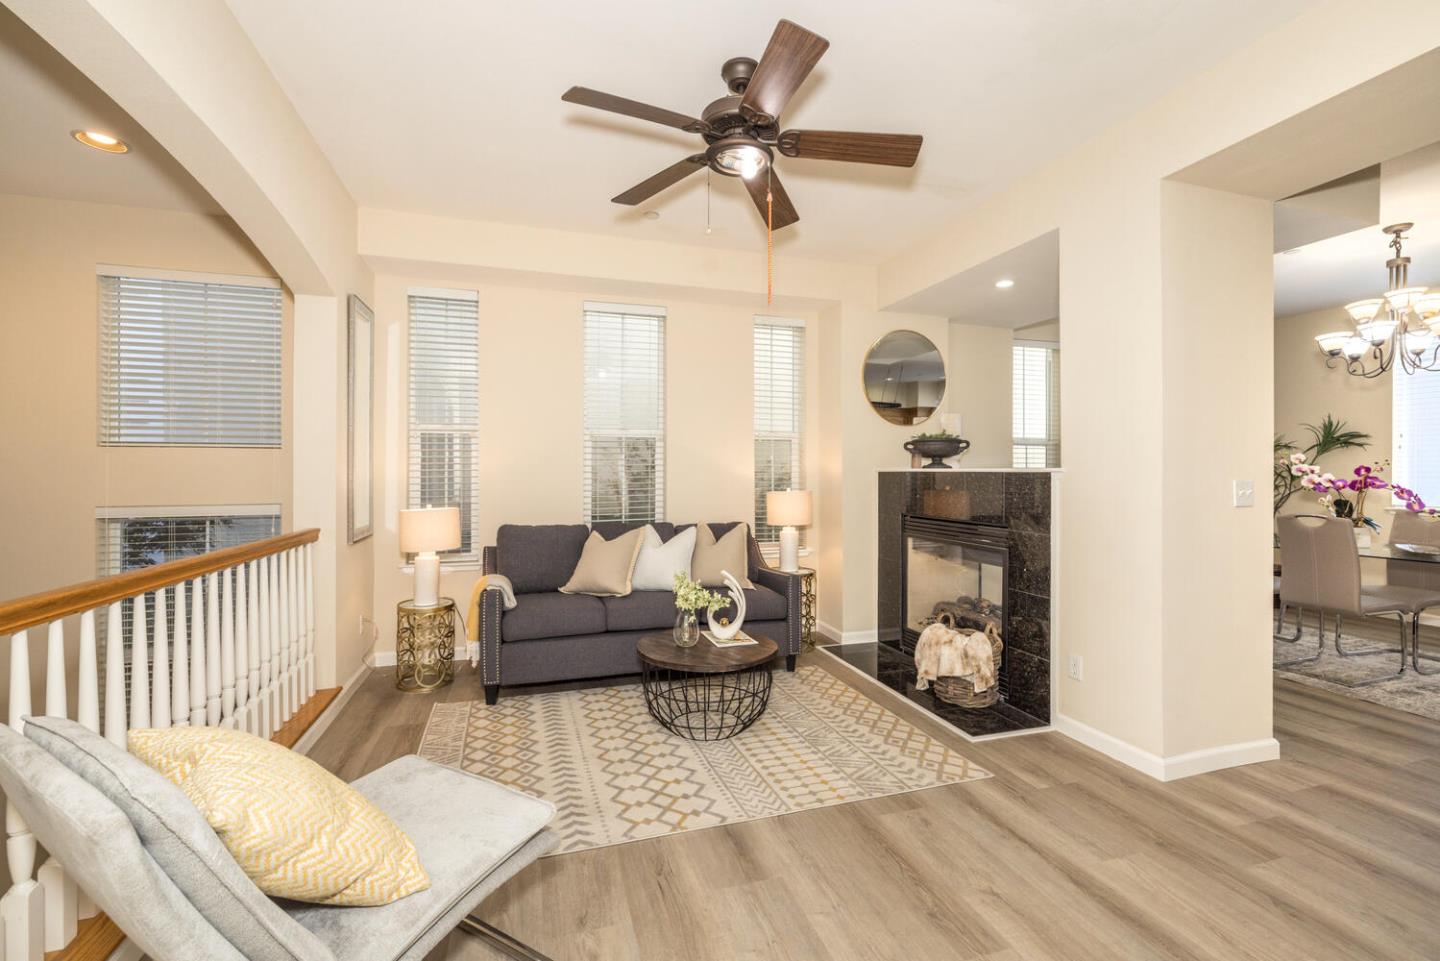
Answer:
466, 575, 488, 643
913, 622, 998, 694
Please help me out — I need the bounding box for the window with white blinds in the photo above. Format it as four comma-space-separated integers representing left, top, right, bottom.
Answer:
1013, 341, 1061, 468
1393, 369, 1440, 507
754, 317, 805, 543
583, 303, 665, 524
98, 270, 282, 447
408, 291, 480, 560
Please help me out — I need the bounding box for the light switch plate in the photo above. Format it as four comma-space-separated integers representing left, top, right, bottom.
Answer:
1067, 654, 1083, 681
1233, 480, 1255, 508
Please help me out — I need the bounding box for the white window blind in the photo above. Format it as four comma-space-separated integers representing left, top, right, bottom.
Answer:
583, 303, 665, 524
1393, 369, 1440, 507
1013, 341, 1061, 468
754, 317, 806, 543
408, 291, 480, 559
98, 272, 282, 447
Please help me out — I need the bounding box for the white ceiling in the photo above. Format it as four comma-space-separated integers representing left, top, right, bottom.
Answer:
0, 6, 218, 214
886, 230, 1058, 327
226, 0, 1319, 264
1275, 223, 1440, 318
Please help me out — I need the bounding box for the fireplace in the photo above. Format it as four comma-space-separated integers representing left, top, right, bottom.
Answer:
900, 515, 1010, 699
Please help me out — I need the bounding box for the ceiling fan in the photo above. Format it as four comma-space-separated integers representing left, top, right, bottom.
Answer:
561, 19, 923, 230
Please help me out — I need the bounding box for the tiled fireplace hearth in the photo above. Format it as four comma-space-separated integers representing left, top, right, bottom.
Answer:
824, 469, 1056, 738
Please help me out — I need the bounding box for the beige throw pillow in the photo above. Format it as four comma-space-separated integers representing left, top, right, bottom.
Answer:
691, 523, 755, 589
559, 528, 645, 597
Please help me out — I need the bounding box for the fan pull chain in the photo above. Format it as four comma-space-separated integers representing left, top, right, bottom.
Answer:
766, 169, 774, 306
705, 170, 712, 235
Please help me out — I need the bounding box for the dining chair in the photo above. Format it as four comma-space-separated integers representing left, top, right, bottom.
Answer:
1388, 511, 1440, 673
1276, 515, 1440, 684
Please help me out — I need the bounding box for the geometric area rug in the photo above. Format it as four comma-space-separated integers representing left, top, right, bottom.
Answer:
1275, 626, 1440, 722
418, 665, 990, 855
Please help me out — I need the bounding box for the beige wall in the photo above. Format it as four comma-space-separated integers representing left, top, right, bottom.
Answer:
0, 192, 293, 604
368, 273, 824, 656
945, 323, 1014, 468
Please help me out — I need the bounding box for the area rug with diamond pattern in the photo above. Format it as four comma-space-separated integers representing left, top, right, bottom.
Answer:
418, 665, 990, 854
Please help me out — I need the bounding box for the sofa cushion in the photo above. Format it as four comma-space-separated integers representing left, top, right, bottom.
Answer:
602, 585, 787, 632
501, 592, 607, 642
631, 525, 697, 592
559, 528, 645, 597
591, 521, 675, 543
602, 591, 681, 632
676, 522, 760, 579
691, 522, 755, 589
496, 524, 589, 594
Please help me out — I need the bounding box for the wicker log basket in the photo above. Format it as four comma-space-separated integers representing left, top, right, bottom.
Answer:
924, 613, 1003, 708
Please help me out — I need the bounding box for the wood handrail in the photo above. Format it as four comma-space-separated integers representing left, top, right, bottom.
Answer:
0, 529, 320, 636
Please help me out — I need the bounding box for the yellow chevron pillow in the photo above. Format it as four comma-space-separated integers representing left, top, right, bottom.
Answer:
128, 726, 429, 906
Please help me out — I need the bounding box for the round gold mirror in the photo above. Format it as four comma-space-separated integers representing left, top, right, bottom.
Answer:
863, 330, 945, 425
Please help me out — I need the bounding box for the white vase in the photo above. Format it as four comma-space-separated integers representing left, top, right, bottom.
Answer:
1353, 527, 1372, 548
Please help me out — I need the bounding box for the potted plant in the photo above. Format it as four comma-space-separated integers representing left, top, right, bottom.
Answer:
1291, 458, 1439, 547
904, 428, 971, 469
671, 572, 728, 648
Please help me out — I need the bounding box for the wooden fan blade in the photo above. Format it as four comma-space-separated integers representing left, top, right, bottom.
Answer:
739, 20, 829, 125
611, 155, 707, 206
562, 86, 709, 134
777, 130, 923, 167
743, 170, 799, 230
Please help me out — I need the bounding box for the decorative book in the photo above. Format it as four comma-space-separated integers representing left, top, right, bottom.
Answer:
704, 630, 759, 648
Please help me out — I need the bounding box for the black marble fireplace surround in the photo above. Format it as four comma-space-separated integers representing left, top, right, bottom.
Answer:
823, 470, 1053, 738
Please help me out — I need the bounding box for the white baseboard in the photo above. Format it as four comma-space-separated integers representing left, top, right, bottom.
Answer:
1054, 713, 1280, 782
366, 641, 478, 669
816, 620, 877, 644
292, 661, 371, 756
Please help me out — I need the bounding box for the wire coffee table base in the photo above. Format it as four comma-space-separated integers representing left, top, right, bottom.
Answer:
641, 662, 773, 740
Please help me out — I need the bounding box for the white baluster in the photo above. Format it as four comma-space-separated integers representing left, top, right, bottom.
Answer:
305, 542, 316, 699
247, 561, 262, 736
190, 578, 206, 727
129, 595, 149, 730
74, 610, 100, 922
258, 555, 273, 738
3, 631, 45, 961
221, 567, 236, 728
103, 603, 126, 747
272, 553, 286, 725
152, 588, 170, 729
172, 579, 190, 727
38, 622, 79, 951
206, 572, 221, 727
286, 548, 299, 715
234, 563, 249, 734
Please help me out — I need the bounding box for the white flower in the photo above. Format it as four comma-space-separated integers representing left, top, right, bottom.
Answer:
1289, 453, 1306, 464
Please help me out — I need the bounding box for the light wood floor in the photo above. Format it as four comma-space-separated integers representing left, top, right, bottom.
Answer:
309, 650, 1440, 961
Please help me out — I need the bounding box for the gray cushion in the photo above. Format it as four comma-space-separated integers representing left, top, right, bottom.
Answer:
283, 755, 556, 961
496, 524, 588, 593
591, 521, 675, 542
603, 591, 682, 631
0, 724, 250, 961
601, 586, 787, 632
501, 591, 607, 641
24, 716, 330, 961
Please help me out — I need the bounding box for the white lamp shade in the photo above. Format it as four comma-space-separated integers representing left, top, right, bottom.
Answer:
766, 489, 813, 527
1356, 317, 1398, 346
1343, 298, 1384, 323
1383, 286, 1428, 312
1315, 331, 1351, 355
399, 506, 461, 554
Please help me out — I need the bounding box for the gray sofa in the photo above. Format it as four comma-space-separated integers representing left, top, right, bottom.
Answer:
479, 521, 803, 704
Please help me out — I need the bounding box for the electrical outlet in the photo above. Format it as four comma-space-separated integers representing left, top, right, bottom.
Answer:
1068, 654, 1083, 681
1232, 479, 1255, 508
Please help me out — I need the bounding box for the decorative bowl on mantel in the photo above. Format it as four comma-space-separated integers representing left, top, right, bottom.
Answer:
904, 436, 971, 469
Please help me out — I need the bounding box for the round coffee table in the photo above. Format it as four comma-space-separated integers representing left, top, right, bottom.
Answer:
637, 632, 778, 740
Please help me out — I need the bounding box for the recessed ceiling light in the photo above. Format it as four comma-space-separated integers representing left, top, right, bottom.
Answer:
72, 130, 129, 154
994, 278, 1015, 289
642, 210, 660, 221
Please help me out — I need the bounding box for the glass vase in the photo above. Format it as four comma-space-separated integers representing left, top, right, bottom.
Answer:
673, 611, 699, 648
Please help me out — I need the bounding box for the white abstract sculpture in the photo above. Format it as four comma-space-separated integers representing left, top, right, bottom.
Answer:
706, 570, 747, 640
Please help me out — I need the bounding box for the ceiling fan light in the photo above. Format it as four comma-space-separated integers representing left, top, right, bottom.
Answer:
1343, 298, 1384, 323
1315, 332, 1351, 355
708, 139, 771, 180
1384, 286, 1428, 312
1356, 317, 1398, 346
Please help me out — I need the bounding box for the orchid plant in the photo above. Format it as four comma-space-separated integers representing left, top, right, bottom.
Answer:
1287, 456, 1439, 531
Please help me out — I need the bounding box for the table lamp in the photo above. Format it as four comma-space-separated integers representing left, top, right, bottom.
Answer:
399, 506, 460, 607
765, 489, 812, 573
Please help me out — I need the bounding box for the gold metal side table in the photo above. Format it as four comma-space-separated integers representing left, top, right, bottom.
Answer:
795, 567, 817, 650
396, 597, 456, 692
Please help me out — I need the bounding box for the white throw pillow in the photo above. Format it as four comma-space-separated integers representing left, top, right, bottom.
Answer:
631, 526, 697, 591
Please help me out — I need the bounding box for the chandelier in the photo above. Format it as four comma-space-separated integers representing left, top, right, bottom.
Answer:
1314, 223, 1440, 377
